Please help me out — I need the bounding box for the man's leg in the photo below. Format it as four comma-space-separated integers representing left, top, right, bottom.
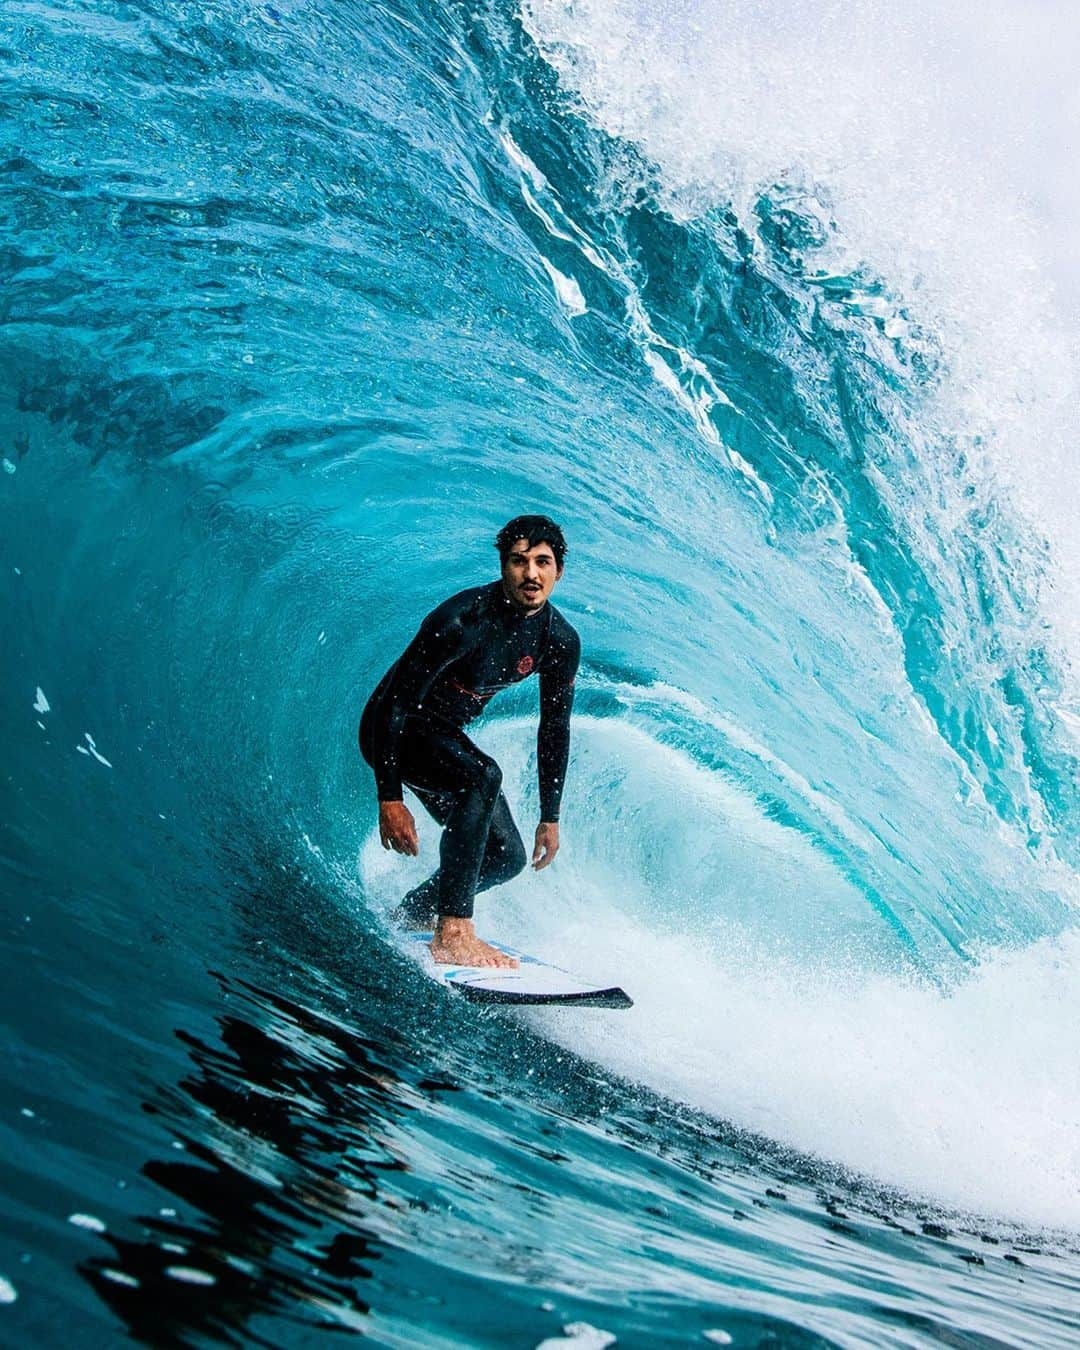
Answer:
476, 793, 529, 891
390, 783, 452, 930
393, 789, 526, 929
393, 718, 526, 928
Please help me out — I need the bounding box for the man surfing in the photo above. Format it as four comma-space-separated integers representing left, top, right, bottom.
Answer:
359, 515, 580, 969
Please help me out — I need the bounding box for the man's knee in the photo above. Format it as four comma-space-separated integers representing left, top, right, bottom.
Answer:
506, 832, 527, 879
485, 830, 527, 885
472, 755, 502, 800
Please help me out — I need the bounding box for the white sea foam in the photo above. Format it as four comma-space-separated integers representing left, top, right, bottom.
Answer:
516, 723, 1080, 1228
364, 715, 1080, 1229
539, 255, 588, 316
531, 910, 1080, 1229
536, 1323, 617, 1350
80, 732, 113, 768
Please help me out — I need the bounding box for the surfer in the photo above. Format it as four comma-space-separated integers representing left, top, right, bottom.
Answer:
359, 515, 581, 969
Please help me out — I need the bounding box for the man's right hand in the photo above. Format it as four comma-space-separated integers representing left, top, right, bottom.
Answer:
379, 800, 419, 855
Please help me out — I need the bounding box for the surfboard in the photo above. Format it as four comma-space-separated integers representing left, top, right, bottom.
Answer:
407, 932, 633, 1008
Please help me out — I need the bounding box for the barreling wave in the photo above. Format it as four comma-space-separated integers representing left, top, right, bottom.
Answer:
2, 0, 1079, 1341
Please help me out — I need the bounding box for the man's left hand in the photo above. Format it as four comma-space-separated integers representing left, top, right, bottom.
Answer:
532, 821, 560, 870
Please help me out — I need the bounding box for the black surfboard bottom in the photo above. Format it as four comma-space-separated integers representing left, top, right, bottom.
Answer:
455, 984, 633, 1009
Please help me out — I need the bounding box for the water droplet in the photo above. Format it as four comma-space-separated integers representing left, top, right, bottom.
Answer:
68, 1214, 106, 1233
164, 1266, 216, 1287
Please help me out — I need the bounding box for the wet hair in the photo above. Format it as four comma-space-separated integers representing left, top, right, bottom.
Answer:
494, 515, 567, 570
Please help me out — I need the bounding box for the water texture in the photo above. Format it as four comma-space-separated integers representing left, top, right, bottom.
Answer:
2, 0, 1079, 1345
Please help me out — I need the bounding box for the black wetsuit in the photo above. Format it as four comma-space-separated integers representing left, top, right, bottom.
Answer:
359, 581, 581, 921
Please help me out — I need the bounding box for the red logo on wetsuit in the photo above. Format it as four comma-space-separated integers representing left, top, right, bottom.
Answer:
517, 654, 534, 676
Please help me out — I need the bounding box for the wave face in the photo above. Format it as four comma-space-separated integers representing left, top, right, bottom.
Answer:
2, 0, 1079, 1344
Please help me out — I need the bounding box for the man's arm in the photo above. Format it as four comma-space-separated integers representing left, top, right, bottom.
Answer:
534, 625, 580, 868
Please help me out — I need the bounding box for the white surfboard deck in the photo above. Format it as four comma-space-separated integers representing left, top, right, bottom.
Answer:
406, 932, 632, 1009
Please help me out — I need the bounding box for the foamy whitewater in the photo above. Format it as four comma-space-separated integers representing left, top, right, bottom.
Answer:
3, 0, 1079, 1344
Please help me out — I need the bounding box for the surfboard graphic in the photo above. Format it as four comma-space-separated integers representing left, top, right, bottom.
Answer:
408, 933, 633, 1008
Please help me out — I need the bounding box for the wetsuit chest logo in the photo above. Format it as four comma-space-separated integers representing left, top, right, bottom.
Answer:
516, 654, 534, 676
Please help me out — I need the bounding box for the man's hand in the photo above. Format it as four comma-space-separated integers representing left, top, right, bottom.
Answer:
379, 800, 419, 855
532, 821, 560, 870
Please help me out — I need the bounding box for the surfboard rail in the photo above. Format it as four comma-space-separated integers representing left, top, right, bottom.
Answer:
455, 982, 633, 1009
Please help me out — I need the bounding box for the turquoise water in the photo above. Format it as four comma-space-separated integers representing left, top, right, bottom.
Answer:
2, 0, 1079, 1344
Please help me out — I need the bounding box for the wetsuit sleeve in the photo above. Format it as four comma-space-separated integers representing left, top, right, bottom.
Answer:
537, 625, 580, 822
370, 602, 469, 801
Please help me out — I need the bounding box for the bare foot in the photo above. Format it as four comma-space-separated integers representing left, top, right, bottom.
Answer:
430, 917, 519, 969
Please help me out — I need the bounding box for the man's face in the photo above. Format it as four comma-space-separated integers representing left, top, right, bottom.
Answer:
501, 537, 563, 613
